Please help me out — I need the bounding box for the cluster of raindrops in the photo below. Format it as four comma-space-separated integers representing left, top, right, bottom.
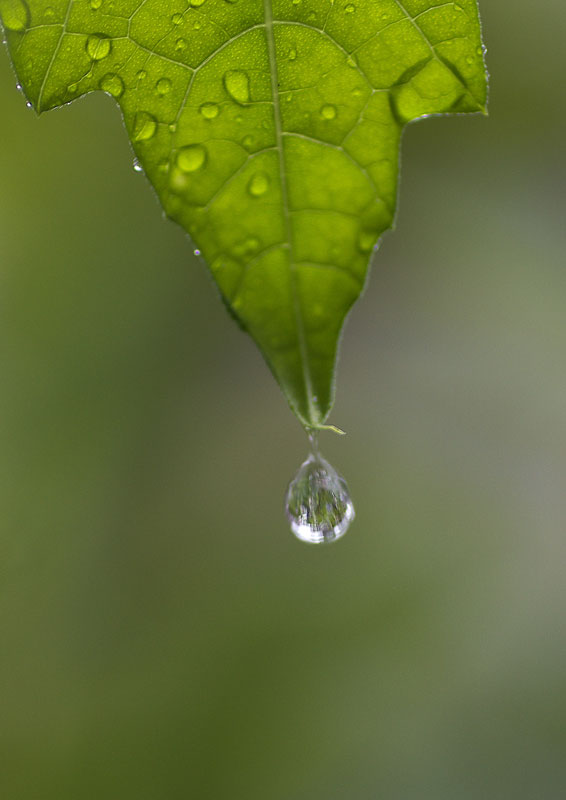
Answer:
285, 434, 354, 544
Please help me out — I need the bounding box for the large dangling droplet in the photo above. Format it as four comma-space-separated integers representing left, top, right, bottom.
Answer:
285, 436, 354, 544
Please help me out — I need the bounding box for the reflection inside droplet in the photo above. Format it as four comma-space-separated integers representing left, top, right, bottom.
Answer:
285, 437, 354, 544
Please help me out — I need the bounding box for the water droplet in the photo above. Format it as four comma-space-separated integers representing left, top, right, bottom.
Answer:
232, 237, 259, 258
133, 159, 143, 172
345, 3, 355, 12
136, 69, 147, 81
86, 33, 112, 60
190, 0, 206, 5
242, 134, 253, 148
168, 122, 177, 133
176, 143, 207, 172
175, 38, 187, 52
156, 77, 172, 95
0, 0, 30, 31
44, 6, 54, 19
247, 171, 270, 197
133, 111, 157, 141
100, 72, 124, 97
199, 101, 219, 119
320, 103, 337, 120
223, 69, 250, 104
193, 248, 201, 256
25, 100, 32, 108
288, 48, 297, 61
171, 12, 183, 24
285, 446, 354, 544
90, 0, 103, 9
357, 229, 375, 253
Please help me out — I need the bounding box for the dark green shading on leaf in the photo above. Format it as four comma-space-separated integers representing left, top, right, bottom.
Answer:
0, 0, 487, 428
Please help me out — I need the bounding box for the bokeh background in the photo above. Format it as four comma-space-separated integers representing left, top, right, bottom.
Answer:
1, 1, 565, 797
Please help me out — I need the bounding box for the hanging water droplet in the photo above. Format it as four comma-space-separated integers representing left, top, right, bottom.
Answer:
285, 441, 354, 544
133, 159, 143, 172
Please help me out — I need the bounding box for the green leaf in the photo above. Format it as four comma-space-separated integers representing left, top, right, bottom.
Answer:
1, 0, 487, 429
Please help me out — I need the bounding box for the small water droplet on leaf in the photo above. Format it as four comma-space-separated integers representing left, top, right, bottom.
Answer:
86, 33, 112, 61
176, 143, 207, 172
223, 69, 250, 104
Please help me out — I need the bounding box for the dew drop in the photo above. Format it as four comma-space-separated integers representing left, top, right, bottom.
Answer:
133, 111, 157, 141
0, 0, 30, 31
288, 48, 297, 61
176, 143, 207, 172
156, 77, 172, 95
190, 0, 206, 6
136, 69, 147, 81
171, 12, 183, 24
175, 37, 187, 52
357, 229, 375, 253
133, 159, 143, 172
285, 444, 354, 544
345, 3, 355, 12
193, 248, 201, 256
100, 72, 124, 97
223, 69, 250, 104
90, 0, 103, 9
247, 171, 270, 197
86, 33, 112, 60
199, 101, 219, 119
320, 103, 337, 120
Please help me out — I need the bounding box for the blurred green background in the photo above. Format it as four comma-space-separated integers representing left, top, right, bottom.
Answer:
1, 2, 565, 797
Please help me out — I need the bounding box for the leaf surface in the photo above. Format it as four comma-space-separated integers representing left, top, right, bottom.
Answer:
1, 0, 487, 428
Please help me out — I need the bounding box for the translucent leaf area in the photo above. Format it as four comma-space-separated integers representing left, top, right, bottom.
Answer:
0, 0, 487, 427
